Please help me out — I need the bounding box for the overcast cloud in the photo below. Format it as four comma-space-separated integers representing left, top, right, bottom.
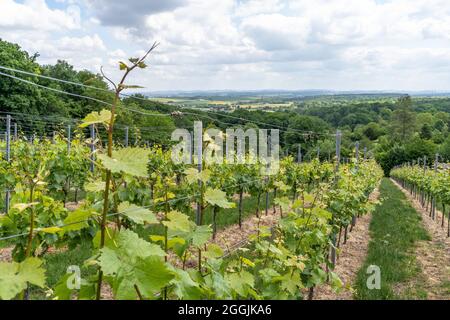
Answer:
1, 0, 450, 91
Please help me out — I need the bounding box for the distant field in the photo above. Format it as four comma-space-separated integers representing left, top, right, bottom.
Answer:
149, 97, 295, 110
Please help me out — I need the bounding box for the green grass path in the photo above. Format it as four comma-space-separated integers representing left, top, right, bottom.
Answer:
354, 178, 430, 299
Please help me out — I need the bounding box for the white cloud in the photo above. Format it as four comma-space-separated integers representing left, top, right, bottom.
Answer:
59, 34, 106, 52
0, 0, 80, 31
86, 0, 186, 27
3, 0, 450, 90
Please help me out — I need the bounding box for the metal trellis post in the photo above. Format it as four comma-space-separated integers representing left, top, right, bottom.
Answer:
195, 122, 203, 225
432, 153, 438, 220
331, 129, 341, 266
355, 141, 360, 170
5, 115, 11, 214
13, 122, 17, 141
422, 156, 426, 206
67, 125, 71, 154
90, 124, 95, 173
351, 141, 360, 230
297, 144, 302, 163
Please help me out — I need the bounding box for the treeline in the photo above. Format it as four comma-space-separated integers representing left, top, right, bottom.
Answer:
0, 39, 338, 157
1, 38, 450, 174
297, 95, 450, 175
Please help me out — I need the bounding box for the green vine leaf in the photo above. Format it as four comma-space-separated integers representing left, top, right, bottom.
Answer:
0, 258, 46, 300
119, 61, 128, 70
79, 109, 113, 128
184, 168, 211, 184
192, 225, 212, 247
162, 210, 192, 233
118, 202, 158, 225
39, 226, 63, 234
169, 267, 202, 299
12, 202, 39, 212
204, 188, 235, 209
203, 244, 223, 259
61, 209, 94, 234
84, 180, 106, 193
274, 196, 290, 212
226, 271, 254, 297
97, 230, 170, 299
98, 147, 151, 177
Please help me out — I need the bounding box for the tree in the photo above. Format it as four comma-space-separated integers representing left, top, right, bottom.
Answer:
284, 115, 329, 155
439, 136, 450, 161
0, 39, 42, 114
405, 136, 437, 162
420, 123, 433, 140
390, 95, 416, 142
117, 100, 176, 146
434, 119, 446, 132
362, 122, 385, 141
339, 112, 371, 129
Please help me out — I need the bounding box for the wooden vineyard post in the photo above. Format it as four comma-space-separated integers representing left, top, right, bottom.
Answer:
317, 147, 320, 160
124, 127, 129, 147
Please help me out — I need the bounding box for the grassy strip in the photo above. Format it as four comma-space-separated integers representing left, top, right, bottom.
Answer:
29, 242, 95, 300
354, 178, 430, 300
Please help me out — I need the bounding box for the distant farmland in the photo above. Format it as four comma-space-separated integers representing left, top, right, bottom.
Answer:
148, 97, 295, 111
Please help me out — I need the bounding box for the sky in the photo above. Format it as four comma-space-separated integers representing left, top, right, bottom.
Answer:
1, 0, 450, 92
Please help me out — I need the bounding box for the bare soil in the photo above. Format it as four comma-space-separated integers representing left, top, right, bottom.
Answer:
391, 179, 450, 300
0, 246, 13, 262
314, 186, 381, 300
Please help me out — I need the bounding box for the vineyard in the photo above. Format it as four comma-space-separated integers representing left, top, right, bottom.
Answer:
0, 107, 385, 300
0, 45, 448, 303
391, 163, 450, 236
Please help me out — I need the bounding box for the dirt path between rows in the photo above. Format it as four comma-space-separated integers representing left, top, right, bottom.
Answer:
0, 246, 13, 263
391, 179, 450, 300
314, 186, 380, 300
212, 207, 281, 256
172, 202, 283, 270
